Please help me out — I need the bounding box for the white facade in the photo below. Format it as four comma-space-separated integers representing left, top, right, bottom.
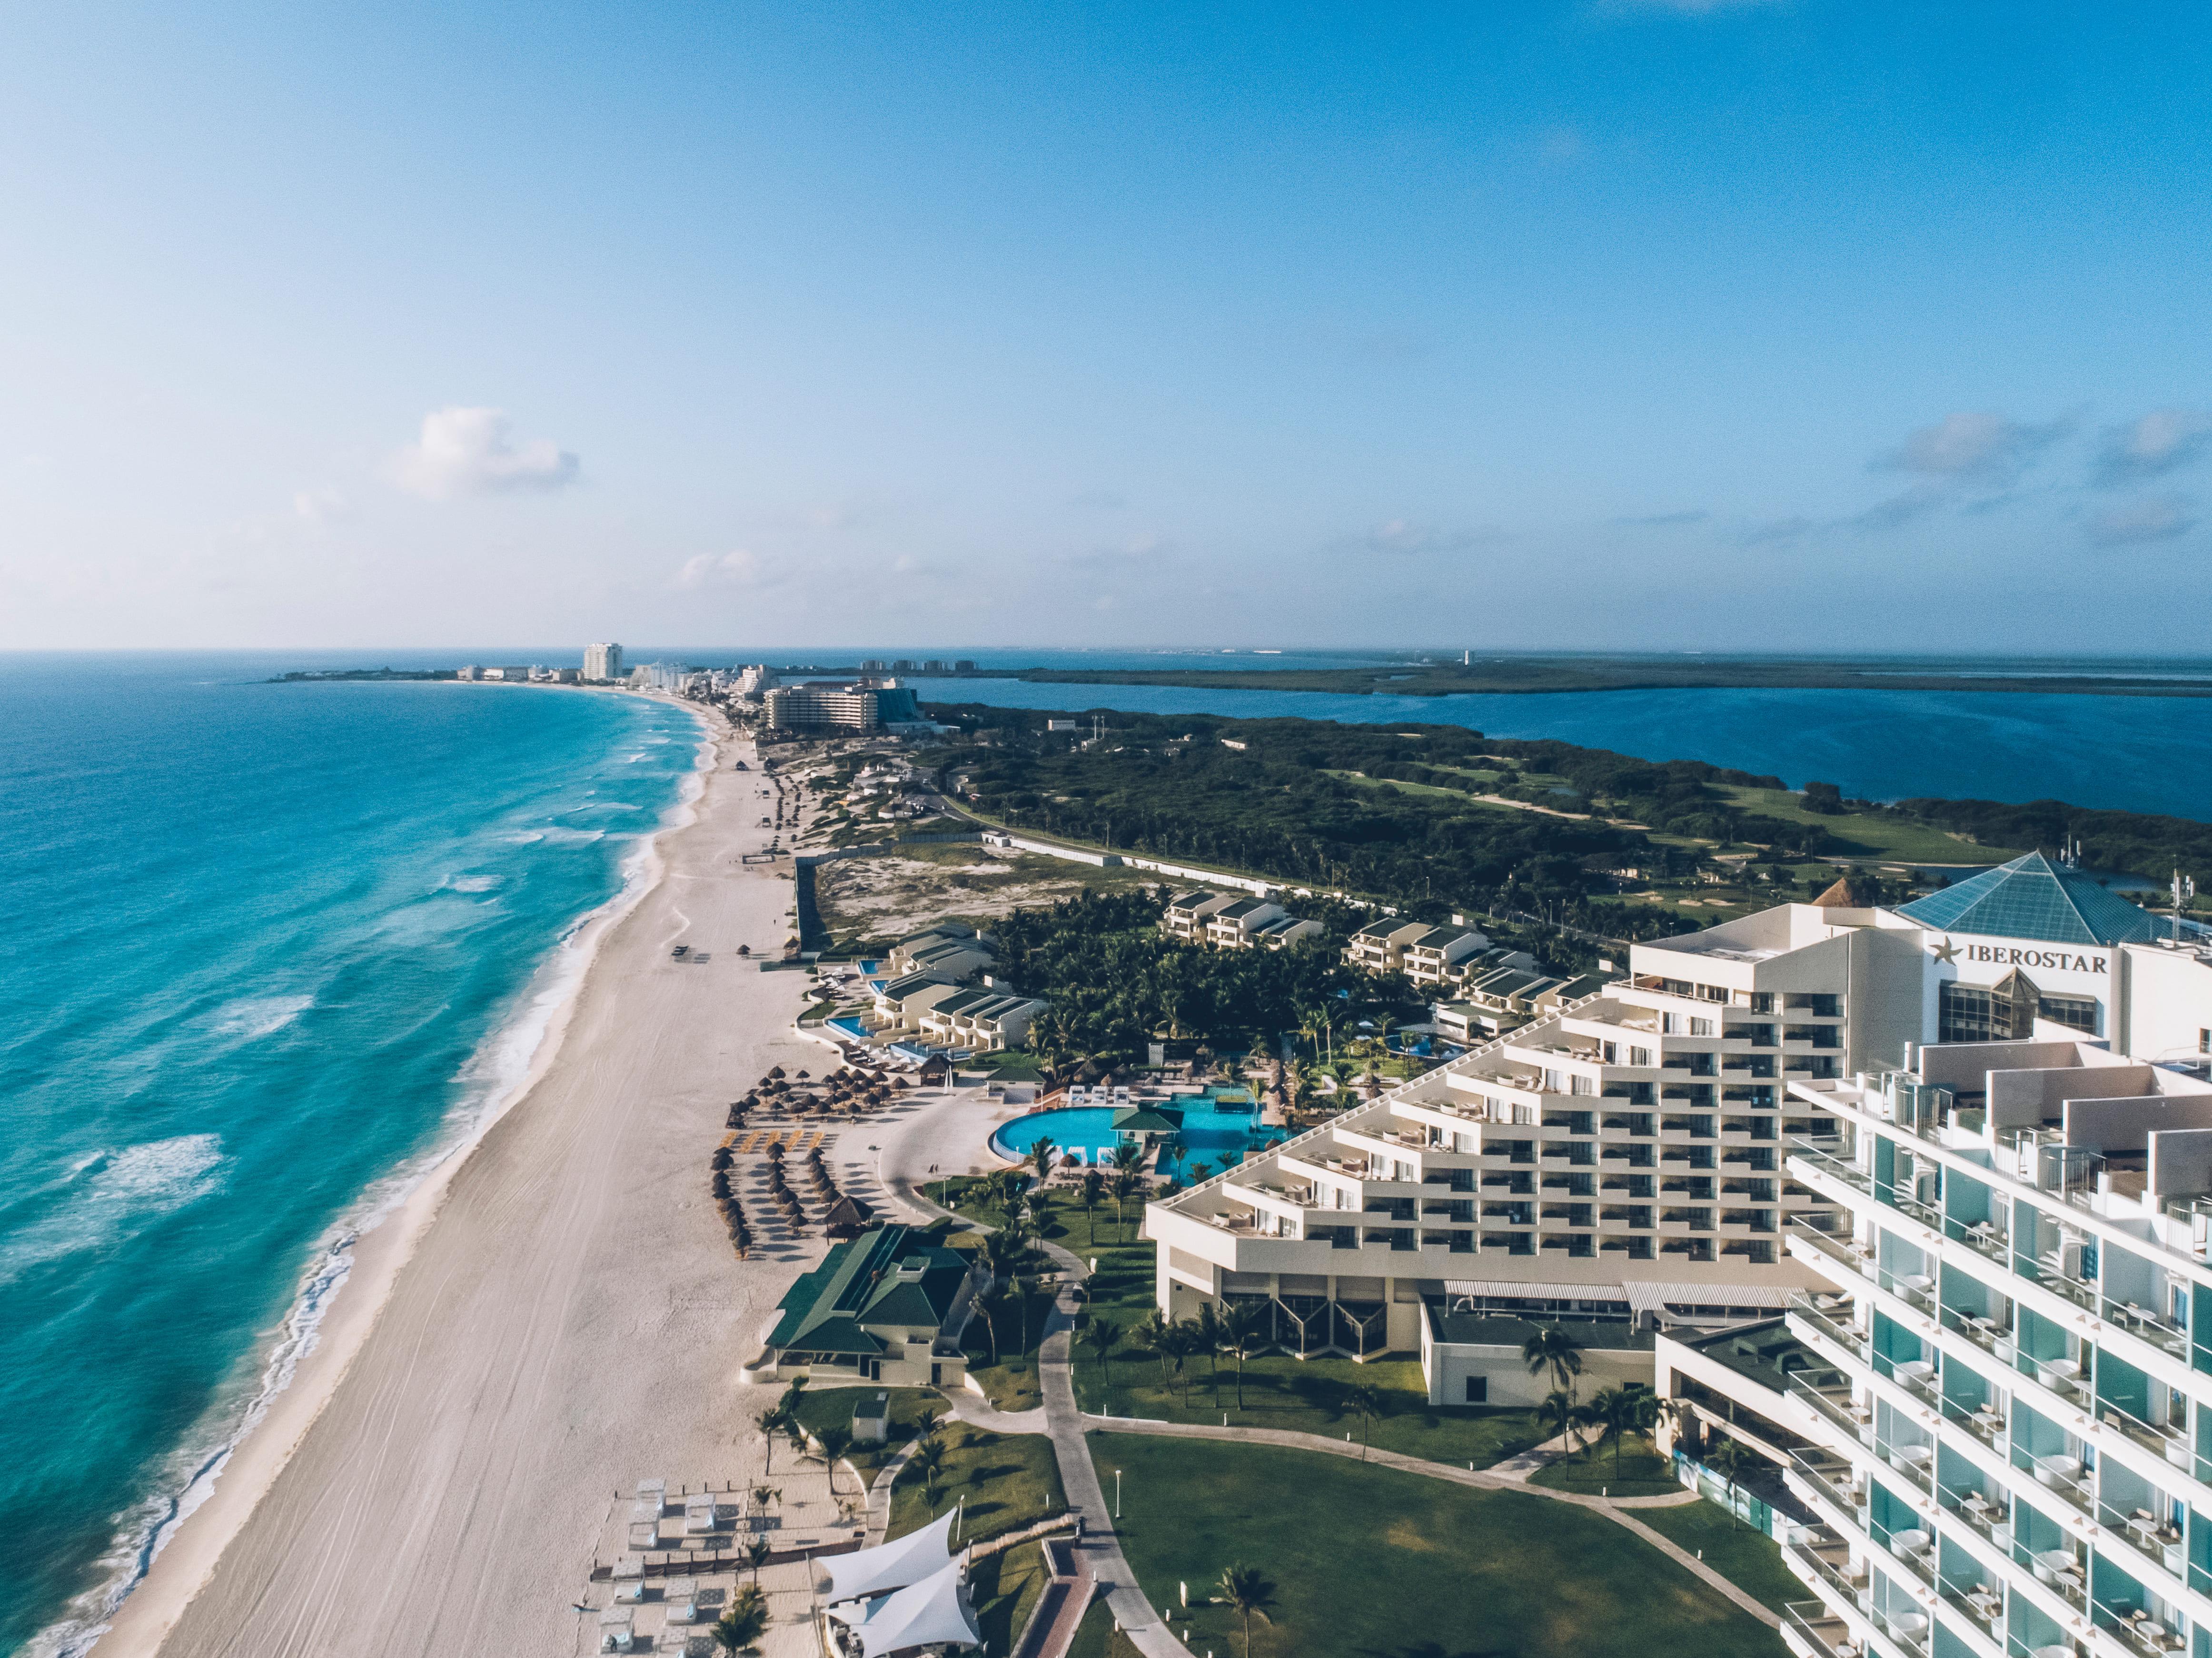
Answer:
583, 642, 625, 683
1772, 1043, 2212, 1658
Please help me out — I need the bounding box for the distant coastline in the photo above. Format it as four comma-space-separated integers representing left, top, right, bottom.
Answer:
1002, 655, 2212, 699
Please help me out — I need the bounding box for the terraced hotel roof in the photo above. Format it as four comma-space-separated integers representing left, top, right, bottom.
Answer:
1895, 851, 2163, 947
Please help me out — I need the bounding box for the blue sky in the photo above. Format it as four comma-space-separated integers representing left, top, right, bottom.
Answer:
3, 1, 2209, 651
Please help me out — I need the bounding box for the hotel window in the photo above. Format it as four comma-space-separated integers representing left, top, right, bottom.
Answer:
1464, 1375, 1488, 1403
1939, 970, 2040, 1044
1571, 1074, 1596, 1096
1690, 1017, 1716, 1037
2036, 994, 2099, 1035
1661, 1013, 1681, 1035
1629, 1046, 1653, 1068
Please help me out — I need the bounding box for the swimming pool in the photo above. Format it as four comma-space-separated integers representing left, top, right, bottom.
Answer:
991, 1091, 1286, 1183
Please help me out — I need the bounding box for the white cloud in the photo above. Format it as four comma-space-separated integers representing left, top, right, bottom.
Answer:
293, 489, 352, 524
2096, 409, 2212, 485
390, 407, 579, 500
2087, 496, 2194, 546
675, 548, 780, 589
1878, 411, 2071, 479
1606, 0, 1784, 13
1353, 519, 1506, 555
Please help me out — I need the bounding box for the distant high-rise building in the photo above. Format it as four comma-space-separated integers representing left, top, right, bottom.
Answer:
953, 660, 977, 672
584, 642, 625, 683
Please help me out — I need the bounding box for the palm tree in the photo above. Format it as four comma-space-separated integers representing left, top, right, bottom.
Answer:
978, 1280, 1013, 1366
711, 1581, 768, 1655
1027, 1135, 1058, 1187
1217, 1563, 1279, 1658
1110, 1170, 1143, 1241
1130, 1310, 1174, 1389
1520, 1325, 1585, 1415
1539, 1388, 1577, 1455
1222, 1301, 1269, 1410
815, 1424, 852, 1499
910, 1434, 945, 1504
1706, 1437, 1757, 1529
742, 1537, 772, 1582
1085, 1317, 1117, 1401
1193, 1301, 1226, 1401
1342, 1381, 1385, 1459
1079, 1168, 1103, 1234
754, 1407, 783, 1475
1588, 1386, 1638, 1476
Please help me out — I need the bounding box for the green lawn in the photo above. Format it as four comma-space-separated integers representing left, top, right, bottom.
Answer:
886, 1422, 1066, 1653
1636, 1499, 1804, 1613
788, 1384, 945, 1476
1077, 1348, 1545, 1469
1716, 785, 2025, 864
1094, 1433, 1786, 1658
1528, 1432, 1680, 1498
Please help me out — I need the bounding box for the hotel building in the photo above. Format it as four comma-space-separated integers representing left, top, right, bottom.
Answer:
583, 641, 625, 683
1147, 855, 2212, 1425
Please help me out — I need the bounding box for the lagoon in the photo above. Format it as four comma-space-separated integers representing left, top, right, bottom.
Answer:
931, 679, 2212, 822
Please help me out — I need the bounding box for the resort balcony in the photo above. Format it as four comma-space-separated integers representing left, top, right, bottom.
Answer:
1277, 1150, 1372, 1184
1780, 1601, 1857, 1658
1788, 1376, 1875, 1455
1786, 1449, 1873, 1538
2095, 1497, 2189, 1586
1785, 1293, 1869, 1364
2093, 1391, 2195, 1475
1934, 1392, 2010, 1457
2009, 1442, 2093, 1520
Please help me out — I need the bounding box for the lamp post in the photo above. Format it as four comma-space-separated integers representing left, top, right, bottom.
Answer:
1115, 1469, 1122, 1520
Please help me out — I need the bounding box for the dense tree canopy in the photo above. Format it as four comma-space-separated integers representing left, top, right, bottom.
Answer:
991, 888, 1382, 1060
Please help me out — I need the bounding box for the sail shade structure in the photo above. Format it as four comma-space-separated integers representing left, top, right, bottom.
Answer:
830, 1558, 982, 1657
821, 1509, 957, 1605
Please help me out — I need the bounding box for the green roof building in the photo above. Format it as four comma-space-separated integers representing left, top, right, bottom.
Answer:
750, 1225, 978, 1386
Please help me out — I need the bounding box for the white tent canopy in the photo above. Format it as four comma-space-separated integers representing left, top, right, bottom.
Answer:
829, 1559, 982, 1658
822, 1509, 958, 1605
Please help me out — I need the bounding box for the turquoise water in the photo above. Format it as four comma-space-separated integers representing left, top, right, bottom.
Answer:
932, 678, 2212, 821
992, 1094, 1285, 1182
0, 654, 699, 1657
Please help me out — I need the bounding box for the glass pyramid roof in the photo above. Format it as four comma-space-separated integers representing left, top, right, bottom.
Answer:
1894, 851, 2164, 947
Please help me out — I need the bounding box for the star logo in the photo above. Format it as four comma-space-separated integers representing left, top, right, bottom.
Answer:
1930, 937, 1957, 964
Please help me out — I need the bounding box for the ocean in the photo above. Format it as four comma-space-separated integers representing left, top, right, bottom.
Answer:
0, 655, 700, 1657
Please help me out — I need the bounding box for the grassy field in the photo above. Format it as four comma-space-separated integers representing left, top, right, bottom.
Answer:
1093, 1433, 1786, 1658
1636, 1499, 1803, 1613
1716, 786, 2025, 864
1528, 1431, 1679, 1497
885, 1421, 1066, 1653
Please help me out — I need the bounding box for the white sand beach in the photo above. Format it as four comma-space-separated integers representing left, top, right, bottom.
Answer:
98, 702, 860, 1658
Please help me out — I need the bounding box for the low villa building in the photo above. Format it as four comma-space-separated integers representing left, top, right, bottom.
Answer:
1346, 919, 1431, 975
1400, 927, 1493, 988
915, 985, 1050, 1052
888, 926, 996, 982
748, 1224, 979, 1386
1165, 890, 1322, 951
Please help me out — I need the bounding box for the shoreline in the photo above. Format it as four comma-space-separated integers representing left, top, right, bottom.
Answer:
75, 690, 717, 1658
